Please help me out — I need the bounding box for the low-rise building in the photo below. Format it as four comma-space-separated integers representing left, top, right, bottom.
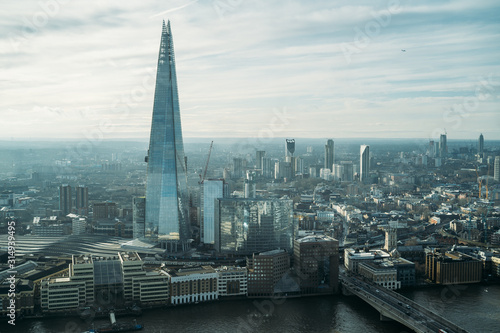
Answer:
0, 279, 35, 317
131, 270, 169, 305
358, 261, 401, 290
40, 277, 86, 312
426, 251, 482, 284
215, 266, 247, 297
167, 266, 218, 305
344, 248, 390, 274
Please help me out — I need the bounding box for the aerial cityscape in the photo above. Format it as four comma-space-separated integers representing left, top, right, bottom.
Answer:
1, 1, 500, 333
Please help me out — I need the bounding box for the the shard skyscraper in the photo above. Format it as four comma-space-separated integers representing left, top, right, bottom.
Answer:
145, 21, 190, 252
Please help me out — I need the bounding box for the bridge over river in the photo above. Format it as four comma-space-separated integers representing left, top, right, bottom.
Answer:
340, 272, 469, 333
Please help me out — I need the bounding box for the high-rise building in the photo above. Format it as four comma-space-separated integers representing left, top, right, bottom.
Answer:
244, 171, 256, 198
201, 179, 225, 244
324, 139, 334, 171
360, 145, 370, 183
494, 156, 500, 182
232, 157, 244, 179
145, 21, 190, 251
59, 185, 72, 216
285, 139, 295, 157
478, 133, 484, 155
214, 198, 295, 255
428, 140, 436, 158
439, 134, 447, 158
132, 197, 146, 239
256, 150, 266, 171
75, 185, 88, 216
262, 157, 273, 178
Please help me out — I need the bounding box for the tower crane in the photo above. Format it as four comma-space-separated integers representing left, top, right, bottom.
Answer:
199, 141, 214, 184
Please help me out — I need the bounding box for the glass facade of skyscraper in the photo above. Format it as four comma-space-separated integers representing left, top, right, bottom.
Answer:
214, 198, 296, 255
202, 180, 224, 244
145, 21, 190, 243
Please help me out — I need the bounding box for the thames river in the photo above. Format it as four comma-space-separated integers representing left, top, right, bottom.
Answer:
2, 284, 499, 333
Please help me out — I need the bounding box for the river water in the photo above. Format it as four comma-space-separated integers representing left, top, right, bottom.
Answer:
2, 284, 499, 333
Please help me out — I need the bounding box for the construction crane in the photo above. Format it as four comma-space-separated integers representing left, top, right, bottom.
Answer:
199, 141, 214, 184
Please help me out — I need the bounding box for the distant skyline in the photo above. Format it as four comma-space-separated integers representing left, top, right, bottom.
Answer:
1, 0, 499, 140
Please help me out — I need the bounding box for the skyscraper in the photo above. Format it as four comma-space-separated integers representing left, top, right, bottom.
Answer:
360, 145, 370, 183
439, 134, 447, 158
428, 140, 436, 158
285, 139, 295, 157
325, 139, 334, 171
201, 179, 224, 245
494, 156, 500, 182
256, 150, 266, 171
59, 184, 72, 216
145, 21, 190, 251
133, 197, 146, 239
75, 185, 88, 216
478, 133, 484, 155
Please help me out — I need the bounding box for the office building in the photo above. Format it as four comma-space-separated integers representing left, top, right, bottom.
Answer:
494, 156, 500, 182
360, 145, 370, 183
72, 217, 86, 235
285, 139, 295, 157
133, 196, 146, 239
426, 251, 482, 284
344, 248, 390, 274
40, 277, 86, 312
75, 185, 88, 216
478, 133, 484, 155
293, 235, 339, 294
358, 261, 401, 290
145, 21, 190, 251
93, 202, 117, 219
262, 157, 273, 178
214, 198, 295, 255
167, 266, 218, 305
294, 156, 304, 175
41, 253, 169, 313
244, 171, 256, 199
428, 140, 436, 158
439, 134, 447, 158
215, 266, 248, 297
325, 139, 334, 171
201, 179, 225, 244
232, 157, 245, 179
256, 150, 265, 171
59, 184, 72, 216
247, 249, 290, 297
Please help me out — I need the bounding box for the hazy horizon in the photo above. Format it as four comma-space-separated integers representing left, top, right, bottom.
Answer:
2, 1, 499, 140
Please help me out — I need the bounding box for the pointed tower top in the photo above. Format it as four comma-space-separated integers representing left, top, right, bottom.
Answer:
162, 20, 170, 35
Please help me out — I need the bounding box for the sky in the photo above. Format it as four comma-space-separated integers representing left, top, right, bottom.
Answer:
1, 0, 499, 141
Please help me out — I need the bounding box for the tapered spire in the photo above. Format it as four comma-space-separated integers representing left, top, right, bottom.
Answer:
145, 21, 190, 250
